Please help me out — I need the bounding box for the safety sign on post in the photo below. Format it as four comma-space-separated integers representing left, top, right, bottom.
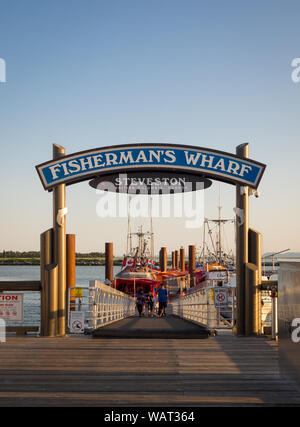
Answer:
0, 294, 24, 322
70, 311, 85, 334
214, 287, 228, 308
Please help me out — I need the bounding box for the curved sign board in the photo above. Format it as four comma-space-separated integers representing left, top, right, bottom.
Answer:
36, 144, 266, 191
89, 172, 212, 194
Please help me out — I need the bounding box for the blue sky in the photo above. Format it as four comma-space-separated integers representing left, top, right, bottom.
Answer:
0, 0, 300, 254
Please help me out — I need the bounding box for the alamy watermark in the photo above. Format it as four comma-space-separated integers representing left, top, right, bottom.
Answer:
0, 58, 6, 83
95, 173, 205, 229
291, 318, 300, 343
0, 318, 6, 343
291, 58, 300, 83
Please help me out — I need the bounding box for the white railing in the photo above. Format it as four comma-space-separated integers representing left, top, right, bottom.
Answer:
171, 286, 236, 330
67, 281, 136, 332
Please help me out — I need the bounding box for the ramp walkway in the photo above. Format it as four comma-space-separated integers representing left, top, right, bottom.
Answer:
92, 315, 210, 339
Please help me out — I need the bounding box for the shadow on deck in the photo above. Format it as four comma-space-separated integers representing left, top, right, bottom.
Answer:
92, 315, 210, 339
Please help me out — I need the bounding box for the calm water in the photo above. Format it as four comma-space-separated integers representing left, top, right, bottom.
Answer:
0, 265, 122, 330
0, 265, 121, 285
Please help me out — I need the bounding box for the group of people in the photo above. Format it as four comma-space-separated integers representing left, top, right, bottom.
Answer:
136, 284, 168, 318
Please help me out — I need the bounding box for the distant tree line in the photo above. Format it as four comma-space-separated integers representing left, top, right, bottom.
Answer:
0, 251, 105, 258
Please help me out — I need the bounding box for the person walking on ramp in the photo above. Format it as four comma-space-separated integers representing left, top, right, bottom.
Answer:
136, 289, 145, 317
157, 284, 168, 317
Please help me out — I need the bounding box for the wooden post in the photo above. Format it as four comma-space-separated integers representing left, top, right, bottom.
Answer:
235, 143, 249, 336
189, 245, 196, 287
46, 264, 58, 337
40, 229, 53, 337
172, 251, 176, 269
105, 242, 114, 285
180, 248, 185, 272
160, 247, 167, 272
175, 250, 179, 270
248, 229, 262, 335
53, 144, 67, 337
245, 263, 258, 336
66, 234, 76, 313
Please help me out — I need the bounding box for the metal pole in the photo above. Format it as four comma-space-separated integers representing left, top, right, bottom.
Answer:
53, 144, 67, 337
235, 143, 249, 336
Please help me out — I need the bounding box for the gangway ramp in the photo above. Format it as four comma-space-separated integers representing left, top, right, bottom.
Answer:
92, 315, 210, 339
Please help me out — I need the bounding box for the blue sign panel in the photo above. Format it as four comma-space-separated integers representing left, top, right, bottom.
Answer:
36, 144, 266, 190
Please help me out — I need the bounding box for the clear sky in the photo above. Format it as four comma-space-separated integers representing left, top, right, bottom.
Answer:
0, 0, 300, 255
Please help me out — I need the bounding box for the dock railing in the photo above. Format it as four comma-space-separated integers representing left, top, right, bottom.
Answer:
171, 285, 236, 330
67, 281, 136, 333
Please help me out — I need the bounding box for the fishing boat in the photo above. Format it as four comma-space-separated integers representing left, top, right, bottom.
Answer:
186, 202, 235, 293
114, 222, 162, 296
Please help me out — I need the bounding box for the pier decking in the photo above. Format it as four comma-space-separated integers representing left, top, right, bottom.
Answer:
1, 323, 300, 407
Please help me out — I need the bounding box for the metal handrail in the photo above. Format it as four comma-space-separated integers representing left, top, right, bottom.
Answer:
68, 282, 136, 332
172, 286, 236, 330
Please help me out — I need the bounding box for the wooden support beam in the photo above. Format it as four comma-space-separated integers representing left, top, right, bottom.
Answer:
245, 263, 259, 336
235, 143, 249, 336
53, 144, 67, 337
0, 281, 41, 292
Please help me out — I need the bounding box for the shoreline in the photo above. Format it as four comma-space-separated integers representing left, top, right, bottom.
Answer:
0, 260, 123, 266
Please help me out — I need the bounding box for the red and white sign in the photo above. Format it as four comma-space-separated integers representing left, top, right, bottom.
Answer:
214, 287, 228, 307
0, 293, 24, 321
70, 311, 85, 334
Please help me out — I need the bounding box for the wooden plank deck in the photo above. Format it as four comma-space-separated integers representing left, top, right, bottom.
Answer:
0, 332, 300, 407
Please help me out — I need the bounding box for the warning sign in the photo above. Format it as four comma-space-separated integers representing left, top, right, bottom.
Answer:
214, 287, 228, 308
70, 311, 85, 334
0, 293, 24, 322
74, 287, 83, 299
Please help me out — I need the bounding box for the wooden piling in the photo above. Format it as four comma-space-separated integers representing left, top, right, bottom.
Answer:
180, 248, 185, 272
105, 242, 114, 285
160, 247, 167, 272
172, 251, 176, 269
189, 245, 196, 287
175, 250, 179, 270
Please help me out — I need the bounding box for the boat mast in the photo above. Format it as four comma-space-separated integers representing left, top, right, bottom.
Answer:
127, 196, 133, 256
150, 197, 154, 259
